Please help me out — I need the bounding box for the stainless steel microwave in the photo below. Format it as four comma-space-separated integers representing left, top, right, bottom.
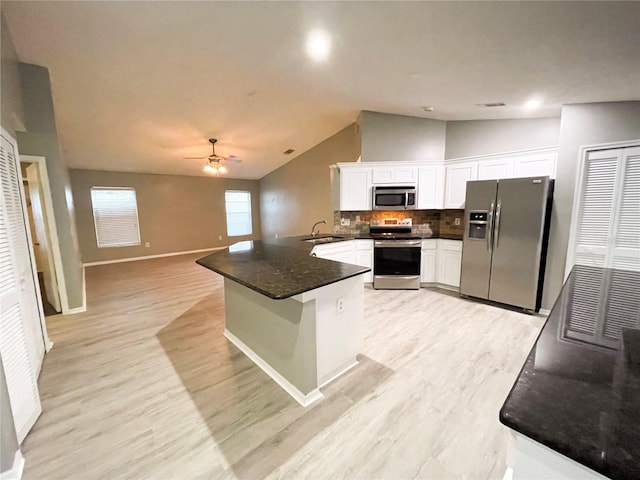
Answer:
372, 186, 417, 210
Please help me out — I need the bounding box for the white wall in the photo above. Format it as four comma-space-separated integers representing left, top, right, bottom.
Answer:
359, 110, 446, 162
445, 117, 561, 159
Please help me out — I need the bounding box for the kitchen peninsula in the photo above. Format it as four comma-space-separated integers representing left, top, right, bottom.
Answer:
500, 265, 640, 480
197, 237, 369, 406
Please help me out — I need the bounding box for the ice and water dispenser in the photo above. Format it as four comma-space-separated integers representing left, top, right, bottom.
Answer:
468, 211, 488, 239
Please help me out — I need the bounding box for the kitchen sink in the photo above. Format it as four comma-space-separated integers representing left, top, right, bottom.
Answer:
301, 235, 346, 243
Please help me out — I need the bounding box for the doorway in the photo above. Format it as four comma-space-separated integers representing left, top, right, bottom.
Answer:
20, 157, 62, 316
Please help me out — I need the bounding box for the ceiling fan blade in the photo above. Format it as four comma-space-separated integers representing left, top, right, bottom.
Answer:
183, 156, 207, 159
225, 156, 242, 163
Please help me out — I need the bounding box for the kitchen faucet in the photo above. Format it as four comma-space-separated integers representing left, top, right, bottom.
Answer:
311, 220, 327, 237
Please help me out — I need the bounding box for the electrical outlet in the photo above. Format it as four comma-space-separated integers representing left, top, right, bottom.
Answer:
454, 218, 461, 226
341, 218, 351, 226
218, 235, 222, 240
275, 233, 279, 239
145, 242, 150, 248
336, 298, 344, 314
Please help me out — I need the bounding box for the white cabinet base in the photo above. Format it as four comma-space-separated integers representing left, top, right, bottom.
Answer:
506, 431, 610, 480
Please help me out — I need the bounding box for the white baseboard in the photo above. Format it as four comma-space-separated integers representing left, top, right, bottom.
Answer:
0, 450, 25, 480
61, 265, 87, 315
83, 247, 225, 267
538, 308, 551, 316
318, 359, 358, 389
224, 329, 324, 408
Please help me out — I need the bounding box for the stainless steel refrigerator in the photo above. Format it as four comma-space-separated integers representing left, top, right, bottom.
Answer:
459, 176, 553, 312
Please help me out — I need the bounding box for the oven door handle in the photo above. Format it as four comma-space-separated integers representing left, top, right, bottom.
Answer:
374, 240, 421, 248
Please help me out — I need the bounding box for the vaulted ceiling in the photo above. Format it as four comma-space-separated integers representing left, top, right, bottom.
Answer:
3, 1, 639, 179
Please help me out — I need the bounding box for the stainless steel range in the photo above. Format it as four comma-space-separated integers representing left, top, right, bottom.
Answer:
370, 220, 421, 290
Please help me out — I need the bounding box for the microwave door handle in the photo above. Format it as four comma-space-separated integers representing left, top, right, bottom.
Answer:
404, 192, 408, 209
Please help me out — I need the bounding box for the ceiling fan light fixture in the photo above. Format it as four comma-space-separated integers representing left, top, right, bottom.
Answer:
218, 164, 227, 174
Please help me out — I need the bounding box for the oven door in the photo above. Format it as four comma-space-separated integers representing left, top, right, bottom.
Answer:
374, 240, 421, 274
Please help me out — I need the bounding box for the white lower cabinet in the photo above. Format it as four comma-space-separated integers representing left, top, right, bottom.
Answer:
353, 240, 373, 283
436, 240, 462, 288
420, 240, 438, 283
312, 241, 355, 264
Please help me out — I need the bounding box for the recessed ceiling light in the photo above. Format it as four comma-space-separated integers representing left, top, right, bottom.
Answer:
422, 106, 435, 112
525, 99, 542, 109
306, 29, 331, 62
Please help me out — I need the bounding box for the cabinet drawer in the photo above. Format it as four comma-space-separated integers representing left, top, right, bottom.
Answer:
421, 239, 437, 250
439, 240, 462, 252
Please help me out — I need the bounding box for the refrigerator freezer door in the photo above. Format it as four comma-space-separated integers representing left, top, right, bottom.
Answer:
459, 180, 498, 300
488, 177, 550, 310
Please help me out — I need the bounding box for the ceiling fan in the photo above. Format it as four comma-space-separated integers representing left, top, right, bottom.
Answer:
184, 138, 242, 175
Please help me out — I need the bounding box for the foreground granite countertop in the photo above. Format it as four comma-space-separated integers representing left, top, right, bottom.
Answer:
196, 237, 369, 300
500, 265, 640, 479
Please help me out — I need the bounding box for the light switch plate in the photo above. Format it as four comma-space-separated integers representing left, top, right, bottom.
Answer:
341, 218, 351, 226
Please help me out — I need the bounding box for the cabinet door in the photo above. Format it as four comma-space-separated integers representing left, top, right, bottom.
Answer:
354, 251, 373, 283
437, 241, 462, 287
420, 249, 437, 283
513, 152, 557, 179
418, 166, 444, 209
371, 167, 395, 184
444, 162, 478, 209
372, 166, 418, 185
340, 168, 372, 211
477, 158, 514, 180
394, 167, 418, 184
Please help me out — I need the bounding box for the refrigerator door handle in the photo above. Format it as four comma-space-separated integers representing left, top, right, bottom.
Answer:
495, 199, 502, 248
487, 202, 495, 253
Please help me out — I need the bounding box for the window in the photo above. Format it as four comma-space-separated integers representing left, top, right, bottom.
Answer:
90, 187, 141, 248
225, 190, 252, 237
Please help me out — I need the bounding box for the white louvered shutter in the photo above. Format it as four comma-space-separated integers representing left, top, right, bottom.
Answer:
611, 146, 640, 271
0, 130, 43, 443
571, 149, 620, 268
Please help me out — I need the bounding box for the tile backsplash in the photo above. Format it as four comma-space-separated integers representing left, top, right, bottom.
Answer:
333, 209, 464, 237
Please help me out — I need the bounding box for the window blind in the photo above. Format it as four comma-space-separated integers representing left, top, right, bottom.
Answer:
90, 187, 141, 248
225, 190, 252, 237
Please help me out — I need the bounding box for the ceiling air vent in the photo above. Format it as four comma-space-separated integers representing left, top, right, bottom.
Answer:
476, 102, 506, 107
283, 148, 295, 155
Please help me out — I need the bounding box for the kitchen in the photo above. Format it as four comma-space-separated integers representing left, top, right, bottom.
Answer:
1, 2, 640, 480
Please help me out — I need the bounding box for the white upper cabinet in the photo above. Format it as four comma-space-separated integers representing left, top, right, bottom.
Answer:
339, 167, 372, 211
444, 162, 478, 209
417, 166, 444, 209
477, 158, 514, 180
372, 166, 418, 184
513, 151, 557, 179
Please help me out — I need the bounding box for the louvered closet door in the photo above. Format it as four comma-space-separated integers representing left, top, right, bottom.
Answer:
0, 130, 42, 443
572, 148, 620, 268
611, 146, 640, 271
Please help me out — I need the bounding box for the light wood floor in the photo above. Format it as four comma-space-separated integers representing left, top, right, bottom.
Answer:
22, 253, 544, 480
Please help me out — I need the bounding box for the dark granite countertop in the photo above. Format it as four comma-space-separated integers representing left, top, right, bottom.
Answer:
196, 237, 369, 300
500, 265, 640, 479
